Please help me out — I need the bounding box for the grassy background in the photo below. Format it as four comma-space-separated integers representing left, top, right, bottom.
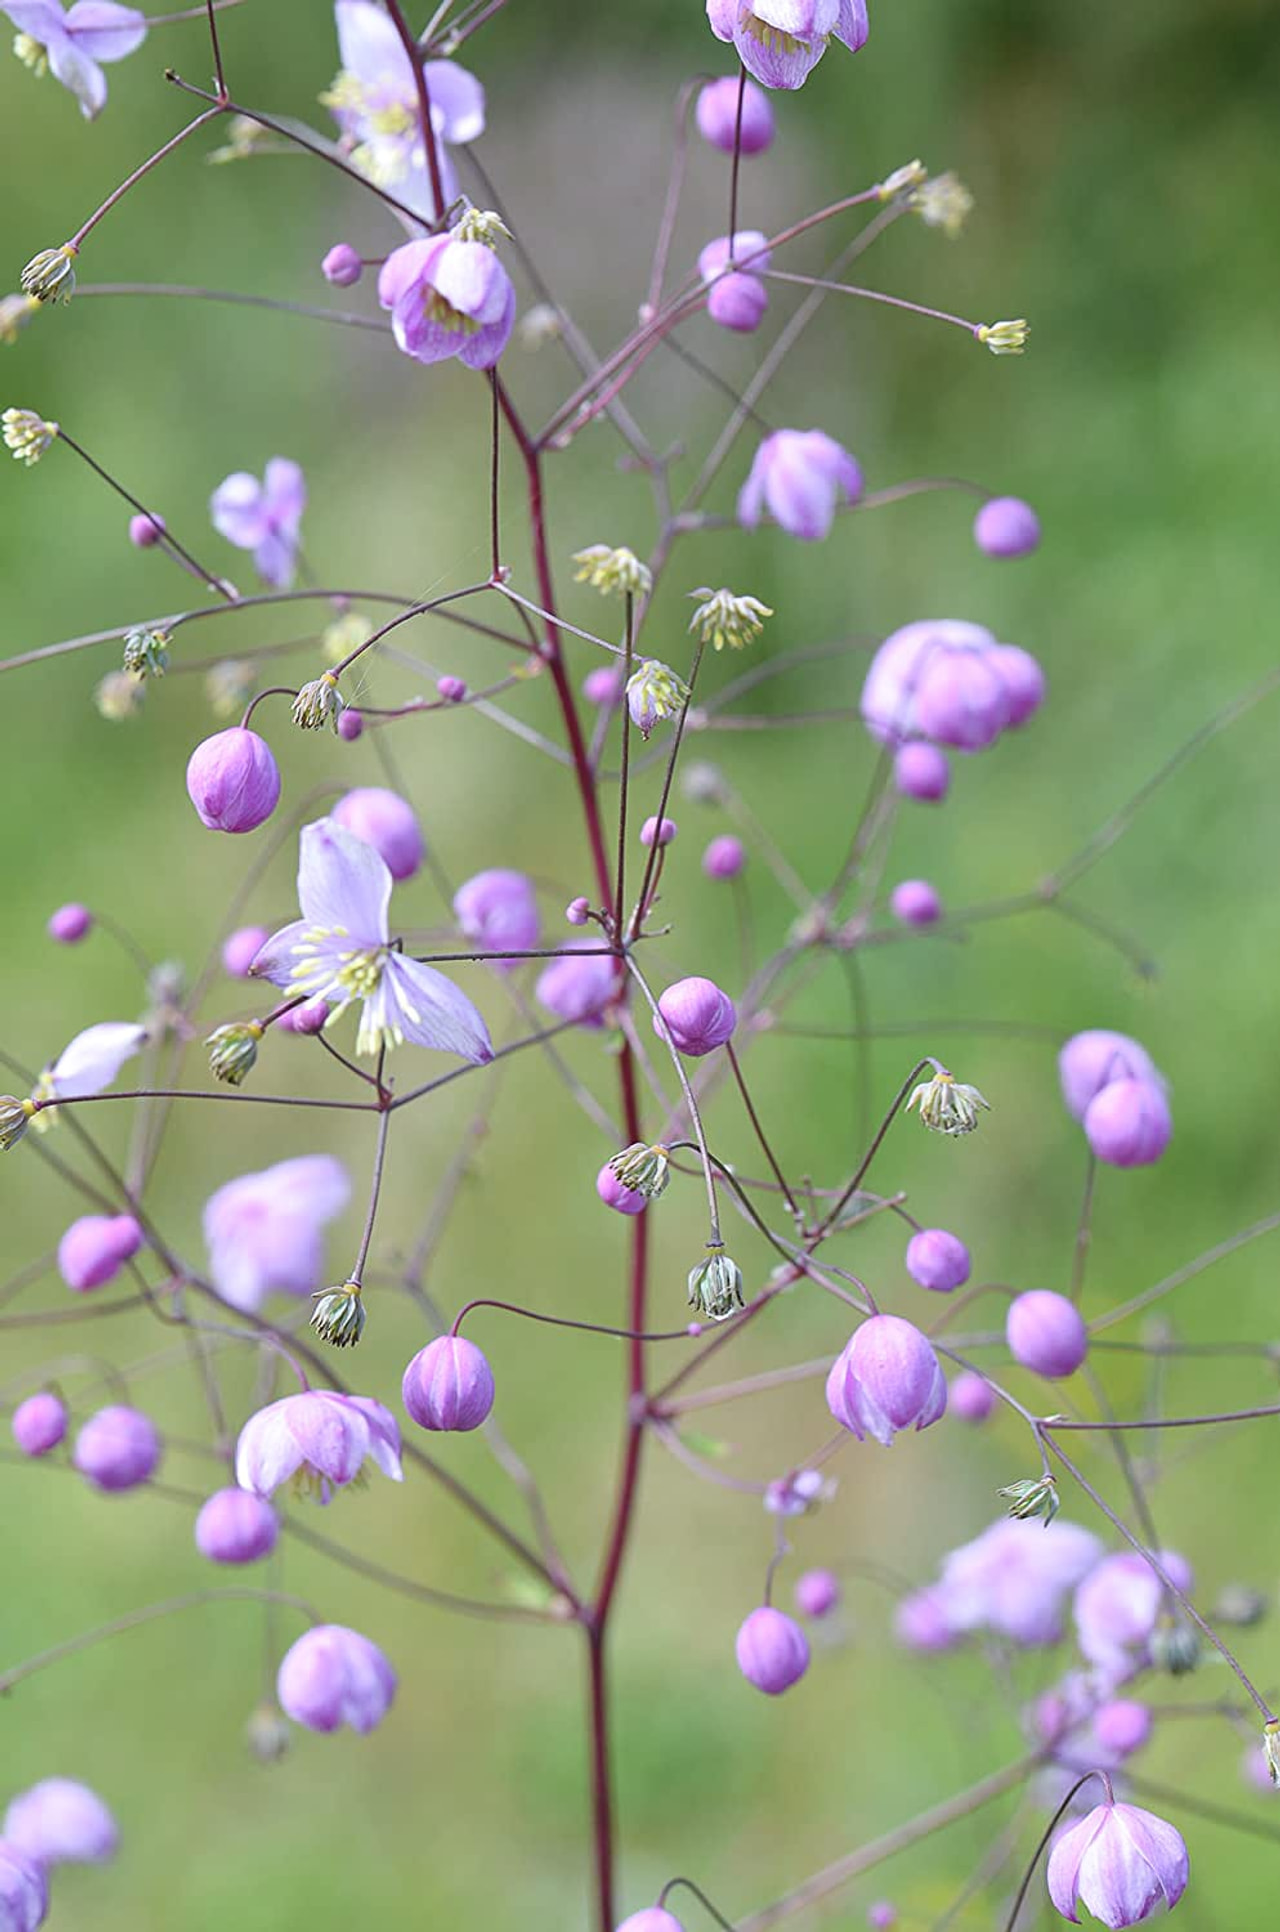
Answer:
2, 1, 1279, 1926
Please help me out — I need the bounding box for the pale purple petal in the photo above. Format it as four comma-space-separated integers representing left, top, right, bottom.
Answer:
733, 19, 828, 89
235, 1403, 305, 1494
247, 918, 313, 990
210, 472, 270, 550
342, 1395, 403, 1480
296, 817, 392, 944
432, 240, 505, 323
262, 456, 306, 532
1047, 1810, 1105, 1923
1112, 1806, 1189, 1911
423, 58, 484, 143
335, 0, 407, 87
377, 237, 447, 312
64, 0, 145, 59
46, 31, 106, 114
833, 0, 870, 50
251, 528, 296, 589
456, 277, 516, 370
382, 955, 494, 1062
2, 2, 67, 35
706, 0, 737, 42
49, 1021, 146, 1098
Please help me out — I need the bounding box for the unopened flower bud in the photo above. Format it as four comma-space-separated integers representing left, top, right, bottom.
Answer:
566, 896, 591, 926
794, 1569, 841, 1620
402, 1335, 495, 1432
976, 318, 1030, 356
20, 243, 77, 303
735, 1606, 810, 1695
974, 495, 1041, 558
206, 1020, 264, 1086
687, 1249, 744, 1322
245, 1703, 291, 1764
337, 706, 363, 741
890, 879, 942, 927
186, 727, 281, 832
582, 664, 625, 706
687, 585, 773, 652
436, 674, 467, 703
905, 1227, 970, 1292
334, 787, 424, 882
222, 926, 269, 979
292, 671, 344, 731
894, 741, 950, 801
997, 1473, 1061, 1525
121, 626, 170, 678
696, 74, 774, 155
128, 510, 166, 548
0, 1095, 37, 1151
657, 976, 737, 1056
905, 1068, 990, 1136
73, 1404, 161, 1491
196, 1487, 279, 1564
607, 1142, 670, 1200
310, 1280, 366, 1349
48, 902, 92, 944
1007, 1289, 1088, 1379
2, 406, 57, 465
639, 815, 677, 848
572, 544, 652, 598
321, 242, 362, 287
702, 834, 745, 879
517, 301, 562, 348
11, 1391, 67, 1457
1150, 1618, 1202, 1677
949, 1370, 994, 1422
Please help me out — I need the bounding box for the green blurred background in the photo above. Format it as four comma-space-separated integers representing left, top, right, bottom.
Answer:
3, 0, 1279, 1925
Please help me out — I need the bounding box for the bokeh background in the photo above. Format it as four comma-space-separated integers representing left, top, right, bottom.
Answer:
3, 0, 1279, 1925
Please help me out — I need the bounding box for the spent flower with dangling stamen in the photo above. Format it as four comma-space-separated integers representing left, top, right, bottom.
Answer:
687, 1249, 744, 1322
19, 242, 77, 302
906, 1067, 990, 1136
292, 671, 345, 732
998, 1474, 1061, 1526
121, 626, 170, 678
0, 292, 39, 343
2, 407, 57, 465
688, 586, 773, 652
976, 318, 1030, 356
625, 659, 689, 738
572, 544, 653, 599
607, 1142, 670, 1201
206, 1020, 264, 1087
310, 1279, 366, 1349
911, 172, 974, 237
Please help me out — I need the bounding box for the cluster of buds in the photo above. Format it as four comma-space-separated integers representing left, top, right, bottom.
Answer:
572, 544, 653, 599
606, 1142, 670, 1201
310, 1280, 366, 1349
292, 671, 345, 731
206, 1020, 264, 1086
121, 626, 171, 679
687, 1249, 745, 1323
687, 586, 773, 653
2, 407, 58, 466
906, 1068, 990, 1136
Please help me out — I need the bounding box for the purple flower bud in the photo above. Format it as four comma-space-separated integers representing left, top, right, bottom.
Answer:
702, 834, 746, 879
893, 741, 950, 802
566, 896, 591, 926
735, 1606, 810, 1694
794, 1569, 841, 1619
893, 1587, 955, 1652
222, 925, 270, 979
454, 868, 539, 969
402, 1336, 495, 1432
1094, 1700, 1153, 1761
889, 879, 942, 927
128, 511, 165, 548
11, 1393, 67, 1458
1058, 1031, 1161, 1122
1084, 1079, 1172, 1169
436, 674, 467, 703
867, 1907, 898, 1931
988, 643, 1046, 726
915, 648, 1012, 750
597, 1161, 648, 1216
905, 1227, 970, 1293
57, 1213, 143, 1292
195, 1487, 279, 1565
738, 429, 863, 542
73, 1405, 161, 1492
707, 270, 769, 332
695, 74, 775, 154
974, 495, 1040, 558
1006, 1290, 1088, 1379
321, 242, 362, 287
536, 947, 615, 1027
332, 787, 424, 883
277, 1624, 397, 1735
826, 1315, 947, 1444
47, 903, 92, 944
655, 977, 736, 1056
186, 727, 281, 834
764, 1469, 828, 1517
0, 1842, 47, 1930
616, 1912, 684, 1932
949, 1371, 994, 1423
278, 997, 329, 1035
1047, 1800, 1188, 1927
640, 815, 678, 847
582, 665, 625, 706
336, 707, 364, 742
4, 1781, 117, 1870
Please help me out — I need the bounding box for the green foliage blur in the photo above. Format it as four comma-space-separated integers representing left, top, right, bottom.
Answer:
3, 1, 1280, 1926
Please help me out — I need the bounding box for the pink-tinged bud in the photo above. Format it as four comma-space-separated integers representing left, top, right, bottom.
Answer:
826, 1315, 947, 1444
1058, 1030, 1161, 1122
536, 948, 615, 1027
277, 996, 329, 1035
222, 925, 270, 979
11, 1392, 67, 1457
1094, 1699, 1153, 1761
616, 1912, 684, 1932
889, 879, 942, 927
988, 643, 1046, 726
436, 674, 467, 703
640, 815, 678, 847
949, 1370, 994, 1422
861, 618, 1036, 752
696, 74, 775, 154
195, 1487, 279, 1565
47, 902, 92, 944
735, 1606, 810, 1694
974, 495, 1040, 558
867, 1906, 899, 1931
893, 1587, 955, 1652
566, 896, 591, 926
455, 868, 540, 969
655, 976, 736, 1056
277, 1624, 396, 1735
1084, 1079, 1172, 1169
402, 1336, 495, 1432
333, 788, 424, 883
596, 1161, 648, 1216
905, 1227, 970, 1293
708, 270, 769, 332
794, 1569, 841, 1619
738, 429, 863, 543
1006, 1290, 1088, 1379
4, 1780, 118, 1870
0, 1843, 46, 1932
914, 648, 1011, 750
893, 741, 950, 801
186, 727, 281, 834
336, 707, 364, 741
702, 834, 746, 879
321, 242, 362, 287
73, 1405, 161, 1492
1047, 1800, 1188, 1928
583, 665, 625, 706
128, 511, 166, 548
57, 1214, 143, 1292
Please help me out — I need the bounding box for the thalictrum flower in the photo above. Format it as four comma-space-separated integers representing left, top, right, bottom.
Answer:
210, 458, 306, 589
235, 1389, 403, 1501
203, 1154, 351, 1314
250, 817, 493, 1062
1047, 1800, 1188, 1927
3, 0, 146, 119
706, 0, 869, 92
377, 229, 516, 370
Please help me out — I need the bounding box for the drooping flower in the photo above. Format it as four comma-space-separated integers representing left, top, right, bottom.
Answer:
203, 1154, 351, 1314
738, 429, 863, 541
1006, 1289, 1089, 1380
695, 73, 774, 152
4, 1780, 118, 1868
688, 585, 773, 652
706, 0, 869, 92
905, 1067, 990, 1136
250, 817, 493, 1061
1058, 1031, 1163, 1122
2, 408, 57, 465
0, 1841, 47, 1932
323, 0, 484, 221
3, 1, 146, 119
1047, 1800, 1188, 1927
938, 1517, 1104, 1648
735, 1606, 810, 1693
333, 787, 424, 883
625, 660, 689, 736
453, 868, 539, 968
235, 1389, 403, 1501
73, 1405, 161, 1492
861, 619, 1040, 751
194, 1487, 279, 1565
401, 1335, 495, 1432
378, 229, 516, 371
687, 1250, 745, 1321
1084, 1079, 1173, 1169
826, 1315, 946, 1445
277, 1623, 397, 1735
572, 545, 652, 599
210, 458, 306, 589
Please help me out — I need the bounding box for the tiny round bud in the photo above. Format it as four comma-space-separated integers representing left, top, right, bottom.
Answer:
436, 674, 467, 703
278, 997, 329, 1036
582, 665, 625, 706
1094, 1699, 1153, 1760
333, 787, 424, 883
336, 706, 364, 741
974, 495, 1041, 559
321, 242, 363, 287
696, 74, 775, 155
890, 879, 943, 927
867, 1905, 898, 1931
47, 902, 92, 944
1083, 1078, 1172, 1169
11, 1391, 67, 1457
566, 896, 591, 926
794, 1569, 841, 1620
57, 1213, 143, 1292
1006, 1289, 1088, 1379
222, 925, 269, 979
949, 1370, 994, 1423
402, 1336, 495, 1432
73, 1404, 161, 1492
905, 1227, 971, 1294
639, 815, 678, 848
893, 741, 950, 802
702, 834, 746, 880
616, 1913, 684, 1932
128, 511, 166, 549
656, 976, 736, 1056
195, 1487, 279, 1565
708, 272, 769, 333
186, 727, 281, 834
893, 1587, 955, 1652
596, 1161, 648, 1216
735, 1606, 810, 1695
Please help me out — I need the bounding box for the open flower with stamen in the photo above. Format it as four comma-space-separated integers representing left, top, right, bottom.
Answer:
250, 817, 493, 1062
906, 1068, 989, 1136
572, 544, 652, 598
706, 0, 869, 91
235, 1389, 402, 1502
378, 229, 516, 371
3, 0, 145, 117
2, 408, 57, 465
688, 586, 773, 652
19, 243, 77, 303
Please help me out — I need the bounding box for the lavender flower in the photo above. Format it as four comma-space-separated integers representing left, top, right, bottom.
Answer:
3, 0, 145, 119
251, 817, 493, 1061
826, 1315, 947, 1444
72, 1404, 161, 1492
536, 945, 616, 1028
1047, 1800, 1188, 1927
939, 1517, 1103, 1647
10, 1392, 67, 1457
1006, 1290, 1089, 1380
378, 229, 516, 371
1058, 1030, 1163, 1122
277, 1623, 397, 1735
861, 619, 1021, 751
655, 977, 737, 1056
4, 1780, 117, 1867
402, 1335, 495, 1432
698, 231, 770, 334
194, 1487, 279, 1565
203, 1154, 351, 1314
333, 786, 425, 883
453, 868, 539, 968
735, 1606, 810, 1693
695, 73, 774, 152
738, 429, 864, 541
235, 1389, 403, 1501
1073, 1549, 1193, 1679
0, 1842, 47, 1932
706, 1, 869, 92
56, 1212, 142, 1291
210, 458, 306, 589
186, 727, 282, 834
